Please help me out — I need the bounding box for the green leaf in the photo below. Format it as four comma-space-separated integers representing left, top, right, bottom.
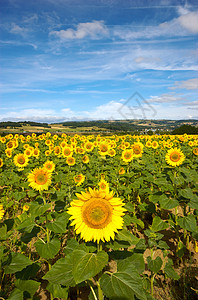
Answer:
15, 279, 40, 297
130, 216, 144, 229
4, 253, 33, 274
100, 265, 147, 300
164, 259, 180, 280
117, 253, 145, 274
17, 217, 35, 233
0, 223, 7, 240
63, 238, 88, 256
43, 255, 75, 287
8, 288, 23, 300
124, 202, 135, 213
150, 216, 169, 232
47, 283, 68, 299
147, 256, 162, 274
29, 202, 50, 218
116, 228, 140, 245
72, 250, 108, 284
46, 212, 70, 233
12, 191, 26, 201
159, 197, 179, 210
35, 238, 61, 259
177, 215, 197, 232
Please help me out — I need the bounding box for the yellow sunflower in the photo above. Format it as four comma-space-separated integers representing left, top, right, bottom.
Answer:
67, 187, 126, 243
119, 167, 125, 175
62, 146, 73, 158
98, 178, 109, 193
66, 156, 76, 166
0, 158, 3, 168
131, 142, 143, 158
121, 149, 133, 163
0, 205, 5, 220
74, 174, 85, 186
193, 148, 198, 156
43, 160, 55, 173
14, 153, 29, 168
82, 155, 89, 164
28, 167, 52, 191
165, 148, 185, 167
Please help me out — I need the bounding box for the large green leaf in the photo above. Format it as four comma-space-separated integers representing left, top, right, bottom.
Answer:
35, 238, 61, 259
164, 259, 180, 280
43, 255, 75, 287
15, 279, 40, 297
29, 202, 51, 218
116, 228, 140, 245
4, 253, 33, 274
47, 283, 68, 299
100, 263, 147, 300
72, 250, 108, 284
117, 253, 145, 274
147, 256, 162, 274
159, 197, 179, 210
150, 216, 169, 232
46, 212, 70, 233
177, 215, 197, 232
63, 238, 87, 256
17, 217, 35, 233
8, 288, 23, 300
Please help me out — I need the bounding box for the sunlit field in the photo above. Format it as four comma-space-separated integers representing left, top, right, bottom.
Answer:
0, 132, 198, 300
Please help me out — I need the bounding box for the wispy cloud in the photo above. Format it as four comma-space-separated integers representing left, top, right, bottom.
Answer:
50, 20, 108, 40
171, 78, 198, 90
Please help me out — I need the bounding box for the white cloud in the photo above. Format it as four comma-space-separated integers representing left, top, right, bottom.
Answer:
171, 78, 198, 90
50, 20, 108, 40
148, 93, 184, 103
178, 11, 198, 33
10, 23, 29, 36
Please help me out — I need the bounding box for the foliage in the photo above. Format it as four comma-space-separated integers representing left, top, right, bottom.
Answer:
0, 131, 197, 299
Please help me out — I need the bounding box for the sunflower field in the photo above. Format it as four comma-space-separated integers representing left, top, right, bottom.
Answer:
0, 132, 198, 300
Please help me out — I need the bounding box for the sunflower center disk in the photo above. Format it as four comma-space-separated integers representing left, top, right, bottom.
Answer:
18, 157, 25, 164
35, 173, 48, 185
170, 153, 180, 162
82, 198, 112, 229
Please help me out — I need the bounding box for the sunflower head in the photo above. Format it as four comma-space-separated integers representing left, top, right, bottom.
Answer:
67, 187, 126, 243
14, 153, 29, 168
43, 160, 55, 173
0, 158, 3, 168
165, 148, 185, 167
28, 167, 52, 191
66, 156, 76, 166
74, 174, 85, 186
0, 205, 5, 220
121, 149, 133, 162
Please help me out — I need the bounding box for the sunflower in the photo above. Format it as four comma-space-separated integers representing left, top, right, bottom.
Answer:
121, 149, 133, 163
119, 167, 125, 175
67, 187, 126, 243
43, 160, 55, 173
62, 146, 73, 158
66, 156, 76, 166
0, 205, 5, 220
98, 178, 109, 193
108, 148, 116, 157
0, 158, 3, 168
28, 167, 52, 191
193, 148, 198, 156
131, 142, 143, 158
5, 148, 12, 158
98, 142, 109, 156
14, 153, 29, 168
82, 155, 89, 164
74, 174, 85, 186
152, 141, 159, 149
54, 146, 61, 156
24, 148, 33, 157
165, 148, 185, 167
84, 141, 94, 152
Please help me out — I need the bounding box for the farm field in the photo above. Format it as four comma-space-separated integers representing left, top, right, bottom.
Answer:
0, 132, 198, 300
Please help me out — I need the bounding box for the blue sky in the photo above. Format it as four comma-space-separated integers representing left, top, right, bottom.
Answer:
0, 0, 198, 122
